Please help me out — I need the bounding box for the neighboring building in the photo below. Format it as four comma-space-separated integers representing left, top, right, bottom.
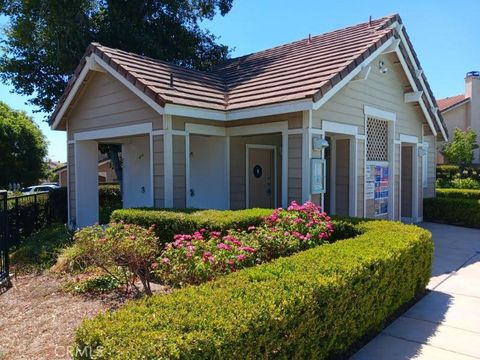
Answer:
50, 14, 448, 227
437, 71, 480, 164
55, 159, 118, 187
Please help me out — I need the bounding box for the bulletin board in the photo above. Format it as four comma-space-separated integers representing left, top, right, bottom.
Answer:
365, 164, 389, 216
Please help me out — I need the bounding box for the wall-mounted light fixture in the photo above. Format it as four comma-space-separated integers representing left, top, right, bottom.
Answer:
378, 60, 389, 74
312, 136, 329, 150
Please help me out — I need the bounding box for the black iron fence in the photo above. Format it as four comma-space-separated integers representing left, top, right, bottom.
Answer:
0, 191, 9, 286
0, 189, 67, 286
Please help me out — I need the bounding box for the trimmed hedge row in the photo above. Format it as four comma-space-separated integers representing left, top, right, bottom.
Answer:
436, 188, 480, 200
74, 221, 433, 359
110, 208, 359, 244
424, 197, 480, 228
111, 208, 272, 242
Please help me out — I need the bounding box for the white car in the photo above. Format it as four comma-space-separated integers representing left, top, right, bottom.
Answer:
21, 184, 60, 194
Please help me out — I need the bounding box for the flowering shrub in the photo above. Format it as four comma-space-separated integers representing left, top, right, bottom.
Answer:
155, 201, 334, 287
74, 222, 160, 295
154, 230, 257, 287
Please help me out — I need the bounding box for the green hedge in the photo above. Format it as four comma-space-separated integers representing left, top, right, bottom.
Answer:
424, 197, 480, 228
110, 208, 360, 244
110, 208, 273, 243
74, 221, 432, 359
436, 188, 480, 200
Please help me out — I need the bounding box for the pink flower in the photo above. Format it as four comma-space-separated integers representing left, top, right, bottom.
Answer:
130, 235, 136, 241
217, 243, 232, 251
151, 262, 159, 269
210, 231, 221, 238
247, 225, 256, 231
239, 246, 256, 253
237, 254, 246, 261
162, 257, 170, 264
199, 228, 206, 233
294, 218, 303, 224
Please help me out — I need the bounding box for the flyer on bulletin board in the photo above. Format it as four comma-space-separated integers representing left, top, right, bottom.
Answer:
374, 165, 388, 215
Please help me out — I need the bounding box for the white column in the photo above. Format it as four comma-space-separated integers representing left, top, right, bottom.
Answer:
163, 115, 173, 208
301, 110, 312, 203
281, 130, 288, 208
75, 140, 98, 227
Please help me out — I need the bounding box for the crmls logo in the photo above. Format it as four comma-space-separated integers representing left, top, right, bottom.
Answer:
54, 345, 104, 359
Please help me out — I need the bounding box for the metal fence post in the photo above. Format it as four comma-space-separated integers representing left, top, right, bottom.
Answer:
0, 190, 10, 287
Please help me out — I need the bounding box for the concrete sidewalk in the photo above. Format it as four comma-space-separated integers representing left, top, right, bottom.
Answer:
352, 222, 480, 360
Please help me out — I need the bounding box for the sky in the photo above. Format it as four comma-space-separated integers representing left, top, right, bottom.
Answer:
1, 0, 479, 163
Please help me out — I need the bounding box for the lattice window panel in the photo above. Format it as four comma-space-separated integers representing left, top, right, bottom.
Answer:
366, 117, 389, 161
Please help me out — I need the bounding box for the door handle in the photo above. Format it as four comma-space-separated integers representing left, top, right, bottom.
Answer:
190, 189, 195, 197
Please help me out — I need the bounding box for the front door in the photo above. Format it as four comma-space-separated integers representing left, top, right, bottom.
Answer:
247, 147, 274, 208
335, 139, 350, 216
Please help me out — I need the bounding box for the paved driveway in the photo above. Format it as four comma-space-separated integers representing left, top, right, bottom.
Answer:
352, 222, 480, 360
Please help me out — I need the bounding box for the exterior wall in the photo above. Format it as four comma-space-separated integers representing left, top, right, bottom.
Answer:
67, 72, 162, 138
65, 71, 163, 224
58, 169, 67, 187
172, 135, 186, 208
153, 135, 165, 208
98, 161, 117, 182
288, 134, 302, 204
68, 143, 75, 222
312, 52, 427, 220
423, 135, 436, 198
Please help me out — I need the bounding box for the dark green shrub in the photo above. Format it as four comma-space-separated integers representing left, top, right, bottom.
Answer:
436, 188, 480, 200
65, 275, 120, 294
110, 208, 273, 244
10, 224, 73, 273
424, 197, 480, 228
74, 221, 432, 359
98, 184, 122, 224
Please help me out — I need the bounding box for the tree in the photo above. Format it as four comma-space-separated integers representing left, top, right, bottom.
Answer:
0, 101, 48, 188
0, 0, 234, 114
443, 128, 479, 171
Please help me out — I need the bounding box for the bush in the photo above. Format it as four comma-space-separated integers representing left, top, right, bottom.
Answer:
450, 177, 480, 189
50, 187, 68, 223
436, 165, 480, 189
110, 208, 273, 244
74, 222, 160, 295
98, 184, 122, 223
74, 221, 432, 360
424, 197, 480, 228
155, 202, 334, 287
64, 275, 121, 295
436, 188, 480, 200
10, 224, 73, 273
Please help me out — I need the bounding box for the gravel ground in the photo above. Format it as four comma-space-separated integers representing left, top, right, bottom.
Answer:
0, 274, 114, 360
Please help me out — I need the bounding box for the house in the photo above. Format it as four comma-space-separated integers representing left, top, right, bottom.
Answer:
437, 71, 480, 165
54, 159, 118, 187
50, 14, 448, 227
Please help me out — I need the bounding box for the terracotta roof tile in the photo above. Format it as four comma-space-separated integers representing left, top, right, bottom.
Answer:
51, 13, 448, 140
437, 94, 469, 111
50, 14, 401, 124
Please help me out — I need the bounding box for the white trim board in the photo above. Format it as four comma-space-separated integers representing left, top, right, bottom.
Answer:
321, 120, 359, 135
74, 123, 152, 141
364, 105, 396, 122
399, 134, 419, 144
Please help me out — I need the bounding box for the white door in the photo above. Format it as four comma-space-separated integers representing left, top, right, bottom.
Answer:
189, 135, 228, 209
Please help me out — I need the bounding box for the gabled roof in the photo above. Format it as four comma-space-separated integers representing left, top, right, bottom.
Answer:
437, 94, 470, 112
50, 14, 448, 140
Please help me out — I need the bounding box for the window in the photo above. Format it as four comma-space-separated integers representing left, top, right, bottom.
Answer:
366, 117, 389, 162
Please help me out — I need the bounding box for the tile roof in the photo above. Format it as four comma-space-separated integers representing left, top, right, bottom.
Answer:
437, 94, 469, 112
49, 13, 447, 139
50, 14, 398, 122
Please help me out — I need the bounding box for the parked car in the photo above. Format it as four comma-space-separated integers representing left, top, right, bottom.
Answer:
21, 184, 60, 194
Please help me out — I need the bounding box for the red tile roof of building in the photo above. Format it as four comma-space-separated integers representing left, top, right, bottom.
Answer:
49, 13, 447, 138
437, 94, 470, 112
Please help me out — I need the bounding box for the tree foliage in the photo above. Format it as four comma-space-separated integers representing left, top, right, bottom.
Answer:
0, 101, 48, 188
443, 128, 478, 169
0, 0, 234, 113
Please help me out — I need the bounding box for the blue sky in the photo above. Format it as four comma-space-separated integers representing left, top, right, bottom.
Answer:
1, 0, 478, 162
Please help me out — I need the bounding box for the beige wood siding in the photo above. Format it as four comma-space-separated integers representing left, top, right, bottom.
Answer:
229, 134, 282, 209
288, 134, 302, 203
423, 135, 436, 198
68, 143, 76, 222
153, 135, 165, 208
67, 72, 162, 139
172, 135, 186, 208
335, 139, 350, 216
356, 139, 365, 217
